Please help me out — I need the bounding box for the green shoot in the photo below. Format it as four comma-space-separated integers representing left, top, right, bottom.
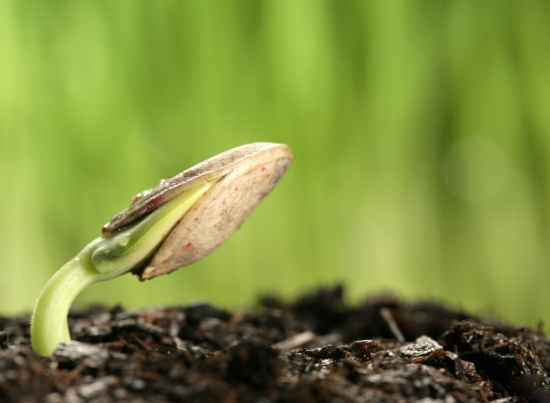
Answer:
31, 182, 212, 356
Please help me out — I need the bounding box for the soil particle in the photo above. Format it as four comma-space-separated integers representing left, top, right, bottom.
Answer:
1, 286, 549, 402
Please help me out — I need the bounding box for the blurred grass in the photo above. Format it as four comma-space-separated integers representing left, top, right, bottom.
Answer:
1, 1, 550, 327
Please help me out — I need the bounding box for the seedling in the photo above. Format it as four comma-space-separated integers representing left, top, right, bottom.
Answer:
31, 143, 293, 356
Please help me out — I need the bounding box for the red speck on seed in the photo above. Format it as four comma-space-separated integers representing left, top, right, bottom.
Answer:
185, 242, 193, 248
146, 196, 162, 211
261, 166, 266, 172
222, 200, 226, 205
193, 207, 197, 211
234, 187, 238, 191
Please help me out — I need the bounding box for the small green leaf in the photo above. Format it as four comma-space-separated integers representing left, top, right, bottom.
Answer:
92, 181, 213, 276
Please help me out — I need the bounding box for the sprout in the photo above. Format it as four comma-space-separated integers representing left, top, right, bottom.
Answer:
31, 143, 293, 356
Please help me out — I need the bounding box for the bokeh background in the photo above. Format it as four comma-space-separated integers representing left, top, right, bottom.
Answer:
2, 1, 550, 327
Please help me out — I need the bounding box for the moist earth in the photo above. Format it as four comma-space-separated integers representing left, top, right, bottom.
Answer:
1, 286, 549, 402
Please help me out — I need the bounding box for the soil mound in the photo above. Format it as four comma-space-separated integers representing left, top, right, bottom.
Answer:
1, 286, 549, 402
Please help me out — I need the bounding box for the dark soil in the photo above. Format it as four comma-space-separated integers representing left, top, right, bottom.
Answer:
1, 286, 549, 402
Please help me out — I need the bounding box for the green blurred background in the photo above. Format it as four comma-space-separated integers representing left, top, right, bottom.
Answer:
1, 1, 550, 327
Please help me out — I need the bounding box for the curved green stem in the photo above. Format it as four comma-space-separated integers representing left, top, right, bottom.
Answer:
31, 182, 214, 356
31, 238, 103, 356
